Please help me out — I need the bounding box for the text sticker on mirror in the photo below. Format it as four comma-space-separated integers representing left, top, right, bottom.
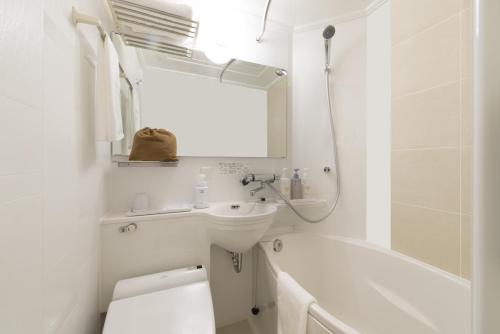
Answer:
218, 162, 250, 175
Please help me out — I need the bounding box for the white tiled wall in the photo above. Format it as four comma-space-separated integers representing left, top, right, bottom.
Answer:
0, 1, 112, 333
391, 0, 473, 278
291, 17, 368, 239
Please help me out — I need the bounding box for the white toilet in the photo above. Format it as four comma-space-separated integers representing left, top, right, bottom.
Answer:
103, 266, 216, 334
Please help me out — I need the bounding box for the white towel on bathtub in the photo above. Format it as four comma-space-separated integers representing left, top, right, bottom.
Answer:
277, 272, 316, 334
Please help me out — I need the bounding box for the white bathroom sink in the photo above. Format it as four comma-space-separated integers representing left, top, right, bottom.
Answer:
208, 202, 276, 221
206, 202, 277, 253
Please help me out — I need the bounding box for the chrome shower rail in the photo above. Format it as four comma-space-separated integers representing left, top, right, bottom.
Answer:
256, 0, 272, 42
219, 58, 236, 82
108, 0, 199, 39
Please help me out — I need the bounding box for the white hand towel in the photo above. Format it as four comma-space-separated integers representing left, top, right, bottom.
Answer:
95, 34, 123, 142
119, 78, 134, 151
277, 272, 316, 334
111, 33, 144, 84
110, 33, 142, 134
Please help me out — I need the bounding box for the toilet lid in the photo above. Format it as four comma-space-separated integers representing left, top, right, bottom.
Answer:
103, 281, 215, 334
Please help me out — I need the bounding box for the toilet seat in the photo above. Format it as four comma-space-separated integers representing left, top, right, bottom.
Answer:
103, 280, 215, 334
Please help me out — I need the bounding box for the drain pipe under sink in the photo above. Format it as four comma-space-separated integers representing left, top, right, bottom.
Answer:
228, 251, 243, 273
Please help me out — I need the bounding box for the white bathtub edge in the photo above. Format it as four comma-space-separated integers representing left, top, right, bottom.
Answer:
309, 304, 361, 334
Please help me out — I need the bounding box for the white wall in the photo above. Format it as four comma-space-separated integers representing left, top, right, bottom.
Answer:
267, 78, 288, 157
291, 0, 374, 26
0, 1, 113, 333
366, 2, 391, 248
141, 67, 268, 157
291, 17, 368, 238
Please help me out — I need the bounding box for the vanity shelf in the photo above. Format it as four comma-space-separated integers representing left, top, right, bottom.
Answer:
112, 155, 179, 167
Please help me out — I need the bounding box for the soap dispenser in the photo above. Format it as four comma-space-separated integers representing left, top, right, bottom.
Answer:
279, 168, 291, 199
290, 168, 303, 200
194, 172, 209, 209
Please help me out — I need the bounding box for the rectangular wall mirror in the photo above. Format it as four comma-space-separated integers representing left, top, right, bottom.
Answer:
113, 49, 288, 159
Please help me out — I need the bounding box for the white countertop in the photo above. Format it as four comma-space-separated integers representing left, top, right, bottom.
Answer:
100, 199, 326, 225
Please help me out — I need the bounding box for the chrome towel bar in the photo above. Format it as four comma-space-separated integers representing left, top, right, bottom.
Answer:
121, 32, 192, 58
71, 7, 134, 91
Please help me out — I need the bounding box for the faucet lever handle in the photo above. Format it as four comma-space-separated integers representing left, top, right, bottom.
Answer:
241, 173, 277, 187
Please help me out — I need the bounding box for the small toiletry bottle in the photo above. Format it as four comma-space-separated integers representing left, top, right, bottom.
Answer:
290, 168, 303, 200
302, 168, 312, 199
194, 173, 209, 209
279, 168, 291, 199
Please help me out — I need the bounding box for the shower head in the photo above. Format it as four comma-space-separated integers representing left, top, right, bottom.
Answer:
275, 68, 288, 77
323, 25, 335, 72
323, 25, 336, 40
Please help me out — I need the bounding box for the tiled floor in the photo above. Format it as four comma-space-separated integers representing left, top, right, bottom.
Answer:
217, 320, 254, 334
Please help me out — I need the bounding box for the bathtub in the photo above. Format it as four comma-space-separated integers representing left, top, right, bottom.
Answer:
251, 233, 471, 334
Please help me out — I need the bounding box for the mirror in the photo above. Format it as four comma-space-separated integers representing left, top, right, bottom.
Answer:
113, 49, 288, 159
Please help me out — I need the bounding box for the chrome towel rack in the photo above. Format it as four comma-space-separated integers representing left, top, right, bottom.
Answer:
71, 7, 134, 91
105, 0, 196, 58
108, 0, 199, 40
120, 32, 192, 58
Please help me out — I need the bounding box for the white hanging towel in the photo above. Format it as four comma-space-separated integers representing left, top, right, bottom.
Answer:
95, 34, 123, 142
110, 33, 142, 132
111, 33, 143, 84
277, 272, 316, 334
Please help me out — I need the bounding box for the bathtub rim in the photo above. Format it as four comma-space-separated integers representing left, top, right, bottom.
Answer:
259, 232, 470, 287
257, 232, 471, 334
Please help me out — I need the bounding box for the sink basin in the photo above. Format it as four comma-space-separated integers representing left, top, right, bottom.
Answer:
207, 202, 277, 253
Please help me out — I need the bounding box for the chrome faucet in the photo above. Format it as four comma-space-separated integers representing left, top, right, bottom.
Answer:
250, 183, 266, 196
241, 173, 277, 196
241, 173, 277, 186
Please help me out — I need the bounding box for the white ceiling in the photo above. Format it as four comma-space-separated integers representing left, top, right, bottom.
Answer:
186, 0, 375, 27
216, 0, 376, 27
291, 0, 376, 26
